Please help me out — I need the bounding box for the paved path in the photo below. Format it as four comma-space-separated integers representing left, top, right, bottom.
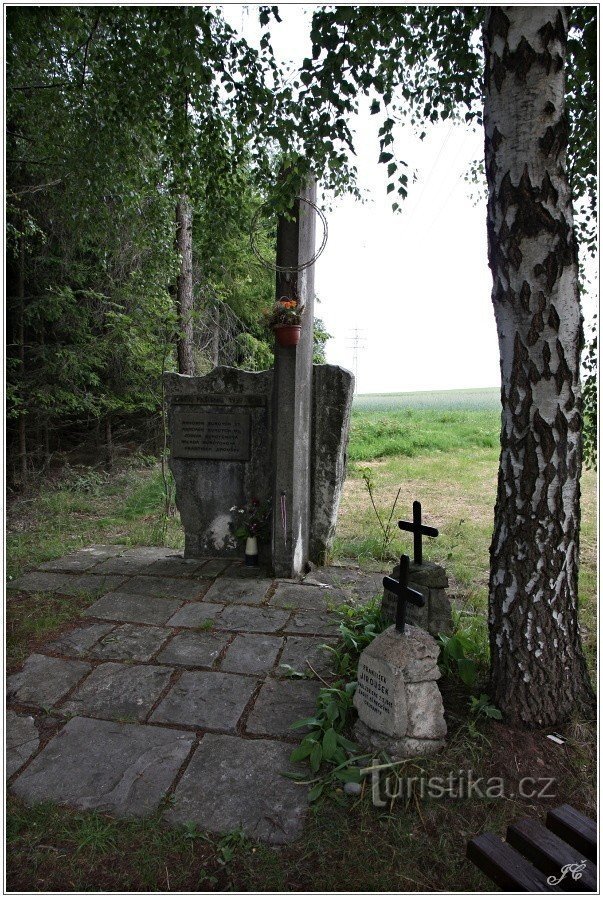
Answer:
7, 546, 381, 844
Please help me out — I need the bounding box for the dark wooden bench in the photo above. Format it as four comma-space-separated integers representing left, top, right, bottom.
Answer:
467, 804, 597, 891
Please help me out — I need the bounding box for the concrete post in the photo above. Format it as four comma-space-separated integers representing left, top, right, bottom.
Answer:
270, 180, 317, 577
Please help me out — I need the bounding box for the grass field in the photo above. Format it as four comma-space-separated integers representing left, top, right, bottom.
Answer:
6, 388, 597, 892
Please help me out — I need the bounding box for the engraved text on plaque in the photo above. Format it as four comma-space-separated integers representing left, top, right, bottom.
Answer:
171, 408, 250, 461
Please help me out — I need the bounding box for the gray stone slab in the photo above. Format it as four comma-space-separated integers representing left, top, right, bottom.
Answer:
124, 575, 209, 602
58, 573, 129, 597
91, 556, 152, 576
11, 716, 194, 817
221, 635, 283, 675
277, 636, 337, 679
166, 602, 224, 628
84, 591, 183, 626
156, 632, 231, 667
269, 583, 340, 611
217, 605, 290, 633
146, 555, 209, 577
122, 546, 176, 563
6, 711, 39, 778
89, 624, 171, 662
61, 662, 173, 722
7, 571, 76, 593
43, 622, 116, 657
7, 654, 91, 708
283, 610, 339, 636
203, 577, 272, 606
165, 734, 308, 844
307, 566, 383, 603
150, 671, 256, 731
198, 558, 232, 578
245, 678, 320, 737
37, 546, 125, 573
223, 563, 271, 579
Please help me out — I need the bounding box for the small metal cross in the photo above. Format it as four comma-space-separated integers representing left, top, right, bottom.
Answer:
383, 554, 425, 634
398, 500, 438, 565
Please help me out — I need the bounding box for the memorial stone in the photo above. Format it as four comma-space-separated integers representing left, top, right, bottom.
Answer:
353, 624, 447, 758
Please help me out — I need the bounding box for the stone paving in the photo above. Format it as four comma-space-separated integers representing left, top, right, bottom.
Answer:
7, 546, 382, 844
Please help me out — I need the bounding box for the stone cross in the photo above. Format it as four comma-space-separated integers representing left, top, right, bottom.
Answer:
398, 500, 438, 565
382, 554, 425, 634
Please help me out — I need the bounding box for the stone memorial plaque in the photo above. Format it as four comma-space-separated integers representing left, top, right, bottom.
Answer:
355, 656, 398, 736
171, 408, 250, 461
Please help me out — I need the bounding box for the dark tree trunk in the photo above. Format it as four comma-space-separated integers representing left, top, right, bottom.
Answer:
105, 416, 113, 469
211, 303, 220, 368
483, 6, 594, 726
17, 235, 28, 488
175, 195, 195, 376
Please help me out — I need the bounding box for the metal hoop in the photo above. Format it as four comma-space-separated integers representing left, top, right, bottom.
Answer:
250, 197, 329, 273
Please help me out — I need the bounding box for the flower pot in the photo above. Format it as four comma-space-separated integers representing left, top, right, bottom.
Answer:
245, 536, 259, 566
275, 325, 301, 347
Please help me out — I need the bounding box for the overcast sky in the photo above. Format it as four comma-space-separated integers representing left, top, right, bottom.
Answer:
231, 5, 597, 395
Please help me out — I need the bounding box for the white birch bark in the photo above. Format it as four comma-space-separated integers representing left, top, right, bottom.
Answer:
483, 6, 594, 725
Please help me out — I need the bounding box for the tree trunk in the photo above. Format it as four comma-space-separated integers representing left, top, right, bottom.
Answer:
483, 6, 594, 726
105, 415, 113, 469
211, 303, 220, 367
175, 195, 195, 376
17, 234, 28, 488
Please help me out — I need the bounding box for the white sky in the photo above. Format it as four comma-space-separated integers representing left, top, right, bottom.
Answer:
231, 5, 597, 394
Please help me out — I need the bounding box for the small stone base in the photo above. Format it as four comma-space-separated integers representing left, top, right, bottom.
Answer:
382, 561, 453, 637
354, 720, 445, 759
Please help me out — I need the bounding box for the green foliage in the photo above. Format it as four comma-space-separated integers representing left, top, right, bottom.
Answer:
469, 693, 502, 721
438, 610, 489, 689
287, 597, 386, 801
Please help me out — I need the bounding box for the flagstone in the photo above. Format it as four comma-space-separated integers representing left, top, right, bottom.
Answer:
245, 678, 320, 738
6, 711, 39, 778
88, 624, 171, 662
198, 558, 232, 578
7, 654, 91, 708
269, 582, 342, 611
84, 591, 183, 626
164, 733, 308, 844
11, 717, 194, 817
203, 577, 273, 606
44, 622, 116, 657
221, 634, 283, 675
166, 602, 224, 628
150, 671, 257, 731
277, 636, 337, 679
145, 555, 209, 578
124, 575, 209, 602
283, 610, 340, 636
156, 631, 231, 667
217, 605, 290, 633
61, 662, 173, 722
7, 571, 77, 593
58, 573, 128, 597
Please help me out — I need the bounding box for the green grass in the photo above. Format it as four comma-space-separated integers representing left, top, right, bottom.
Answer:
349, 390, 500, 462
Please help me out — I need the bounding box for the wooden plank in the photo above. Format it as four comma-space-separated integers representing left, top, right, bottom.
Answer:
507, 817, 597, 892
467, 832, 561, 891
546, 805, 597, 865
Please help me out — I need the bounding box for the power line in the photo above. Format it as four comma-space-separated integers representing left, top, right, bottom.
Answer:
346, 328, 367, 393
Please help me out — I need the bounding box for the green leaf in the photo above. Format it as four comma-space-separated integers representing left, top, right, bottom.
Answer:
334, 767, 362, 783
308, 783, 324, 802
457, 657, 477, 687
290, 716, 321, 730
290, 742, 314, 762
310, 742, 323, 773
322, 727, 338, 759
